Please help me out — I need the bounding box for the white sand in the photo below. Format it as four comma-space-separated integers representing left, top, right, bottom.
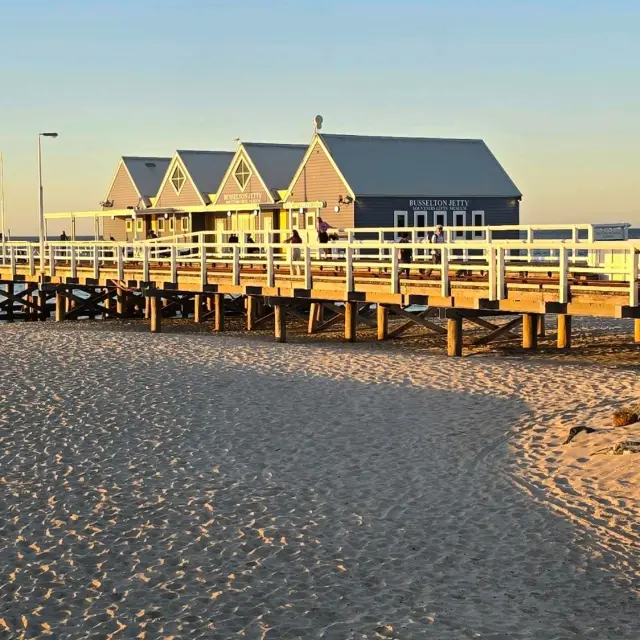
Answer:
0, 323, 638, 639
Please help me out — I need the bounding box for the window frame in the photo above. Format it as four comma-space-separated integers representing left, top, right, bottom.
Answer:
157, 217, 165, 232
181, 216, 189, 232
433, 211, 447, 228
233, 158, 252, 192
393, 210, 409, 240
170, 165, 186, 195
453, 211, 466, 239
126, 219, 133, 233
169, 217, 175, 233
472, 210, 485, 239
136, 218, 143, 233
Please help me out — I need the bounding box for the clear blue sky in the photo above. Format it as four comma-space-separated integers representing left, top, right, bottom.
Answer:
1, 0, 638, 234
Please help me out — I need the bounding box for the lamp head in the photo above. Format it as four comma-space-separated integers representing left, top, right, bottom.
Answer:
40, 132, 59, 138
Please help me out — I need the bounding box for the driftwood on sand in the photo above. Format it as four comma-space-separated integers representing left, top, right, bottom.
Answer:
591, 441, 640, 456
562, 426, 596, 445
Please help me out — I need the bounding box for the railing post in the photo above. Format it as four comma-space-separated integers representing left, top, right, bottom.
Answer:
170, 245, 177, 282
304, 245, 312, 290
143, 245, 150, 281
488, 246, 497, 301
629, 249, 639, 307
49, 246, 56, 277
558, 246, 569, 304
232, 245, 240, 286
117, 245, 124, 281
440, 247, 449, 297
29, 245, 35, 276
70, 245, 77, 279
496, 247, 505, 300
9, 246, 16, 277
391, 247, 399, 294
200, 240, 207, 287
266, 245, 275, 288
345, 246, 354, 292
93, 245, 100, 279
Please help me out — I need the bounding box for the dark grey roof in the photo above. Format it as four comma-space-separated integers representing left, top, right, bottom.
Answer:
320, 134, 521, 198
122, 156, 171, 198
176, 150, 235, 200
243, 143, 307, 195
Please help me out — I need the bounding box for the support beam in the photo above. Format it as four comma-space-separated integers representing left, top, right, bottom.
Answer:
472, 316, 523, 346
522, 313, 538, 350
274, 305, 286, 343
447, 316, 463, 357
246, 296, 257, 331
194, 294, 203, 324
377, 304, 389, 341
55, 291, 65, 322
213, 294, 224, 332
344, 301, 357, 342
557, 314, 572, 349
635, 319, 640, 344
150, 296, 161, 333
307, 302, 323, 334
537, 314, 546, 337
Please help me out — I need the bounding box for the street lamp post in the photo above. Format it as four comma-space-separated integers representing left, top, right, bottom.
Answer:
38, 132, 58, 273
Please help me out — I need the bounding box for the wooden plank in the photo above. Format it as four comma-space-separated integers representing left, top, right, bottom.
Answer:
388, 305, 447, 335
321, 301, 376, 328
377, 304, 389, 341
522, 313, 538, 350
274, 305, 286, 343
557, 314, 572, 349
472, 316, 523, 346
308, 302, 322, 334
447, 316, 463, 357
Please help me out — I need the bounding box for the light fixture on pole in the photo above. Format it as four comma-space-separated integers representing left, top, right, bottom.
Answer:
38, 132, 58, 274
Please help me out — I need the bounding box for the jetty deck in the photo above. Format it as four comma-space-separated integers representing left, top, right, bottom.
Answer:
1, 228, 639, 355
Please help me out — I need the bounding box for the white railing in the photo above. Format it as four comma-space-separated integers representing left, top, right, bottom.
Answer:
2, 235, 639, 307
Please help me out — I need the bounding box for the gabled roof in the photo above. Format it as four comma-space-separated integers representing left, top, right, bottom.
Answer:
121, 156, 171, 198
242, 143, 307, 195
319, 133, 521, 198
176, 150, 235, 201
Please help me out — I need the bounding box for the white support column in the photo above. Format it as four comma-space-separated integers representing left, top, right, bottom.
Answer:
143, 245, 150, 281
629, 249, 639, 307
488, 246, 497, 301
391, 247, 399, 294
496, 247, 506, 300
117, 245, 124, 281
345, 246, 354, 293
440, 247, 449, 297
232, 245, 240, 286
93, 245, 100, 279
200, 239, 207, 287
558, 246, 569, 304
29, 245, 35, 276
170, 245, 177, 282
70, 245, 77, 279
266, 245, 275, 288
9, 245, 15, 276
304, 245, 312, 290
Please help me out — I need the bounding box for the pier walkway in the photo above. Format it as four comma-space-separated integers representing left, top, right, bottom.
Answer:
1, 226, 639, 355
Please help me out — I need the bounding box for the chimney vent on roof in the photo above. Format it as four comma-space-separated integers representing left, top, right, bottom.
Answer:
145, 162, 156, 168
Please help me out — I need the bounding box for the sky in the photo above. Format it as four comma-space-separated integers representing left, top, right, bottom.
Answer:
0, 0, 639, 235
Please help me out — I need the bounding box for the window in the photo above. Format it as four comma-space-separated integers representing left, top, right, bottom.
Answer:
136, 219, 143, 232
472, 210, 485, 239
170, 165, 186, 194
434, 211, 447, 228
126, 219, 133, 233
157, 218, 165, 232
453, 211, 465, 238
393, 210, 408, 240
169, 217, 175, 232
234, 158, 251, 191
181, 217, 189, 232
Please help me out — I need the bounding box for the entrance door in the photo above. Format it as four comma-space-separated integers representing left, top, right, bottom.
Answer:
415, 212, 428, 257
394, 210, 408, 240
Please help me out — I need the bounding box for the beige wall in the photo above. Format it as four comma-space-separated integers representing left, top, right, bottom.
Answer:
287, 143, 354, 228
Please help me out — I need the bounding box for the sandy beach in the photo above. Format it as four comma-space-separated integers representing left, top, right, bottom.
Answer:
0, 322, 638, 639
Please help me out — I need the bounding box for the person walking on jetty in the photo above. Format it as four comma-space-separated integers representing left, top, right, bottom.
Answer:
285, 229, 303, 275
316, 217, 335, 258
397, 232, 413, 278
430, 224, 445, 264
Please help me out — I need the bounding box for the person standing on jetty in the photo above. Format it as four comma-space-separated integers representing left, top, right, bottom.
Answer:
60, 230, 68, 241
430, 224, 445, 265
316, 217, 335, 258
397, 232, 413, 278
285, 229, 303, 275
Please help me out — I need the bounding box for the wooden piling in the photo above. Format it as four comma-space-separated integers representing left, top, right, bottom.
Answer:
557, 314, 572, 349
308, 302, 322, 334
5, 283, 14, 323
116, 286, 127, 316
447, 316, 463, 357
150, 296, 161, 333
246, 296, 256, 331
344, 301, 357, 342
55, 291, 65, 322
634, 319, 640, 344
213, 294, 224, 332
537, 314, 546, 337
194, 294, 203, 324
274, 305, 286, 343
522, 313, 538, 350
377, 304, 389, 341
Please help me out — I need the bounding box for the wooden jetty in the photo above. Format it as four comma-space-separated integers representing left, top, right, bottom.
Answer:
1, 227, 639, 356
